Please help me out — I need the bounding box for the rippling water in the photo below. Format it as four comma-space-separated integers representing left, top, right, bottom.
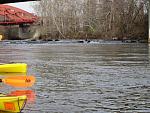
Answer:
0, 41, 150, 113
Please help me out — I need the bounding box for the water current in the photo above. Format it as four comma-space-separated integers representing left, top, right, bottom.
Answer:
0, 40, 149, 113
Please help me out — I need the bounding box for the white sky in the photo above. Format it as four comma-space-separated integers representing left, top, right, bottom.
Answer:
7, 2, 36, 13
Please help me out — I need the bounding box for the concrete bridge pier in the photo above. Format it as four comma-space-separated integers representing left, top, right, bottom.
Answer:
19, 24, 32, 39
19, 24, 41, 40
2, 24, 38, 40
4, 25, 31, 40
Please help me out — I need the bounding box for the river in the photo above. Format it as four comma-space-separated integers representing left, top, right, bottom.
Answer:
0, 41, 150, 113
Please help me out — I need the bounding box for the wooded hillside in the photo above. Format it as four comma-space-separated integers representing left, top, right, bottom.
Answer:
33, 0, 149, 40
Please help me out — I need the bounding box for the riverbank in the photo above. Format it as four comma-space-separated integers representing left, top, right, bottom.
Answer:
0, 39, 148, 45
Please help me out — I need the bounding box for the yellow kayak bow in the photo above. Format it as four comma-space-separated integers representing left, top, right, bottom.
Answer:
0, 63, 27, 73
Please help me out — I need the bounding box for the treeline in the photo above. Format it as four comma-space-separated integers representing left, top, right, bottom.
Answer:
33, 0, 149, 40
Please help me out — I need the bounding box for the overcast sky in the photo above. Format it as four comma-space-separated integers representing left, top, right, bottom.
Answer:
7, 2, 36, 13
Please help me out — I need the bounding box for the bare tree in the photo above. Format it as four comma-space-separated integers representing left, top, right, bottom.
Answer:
32, 0, 149, 40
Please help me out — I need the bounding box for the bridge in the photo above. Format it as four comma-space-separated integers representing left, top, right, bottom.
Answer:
0, 0, 39, 40
0, 4, 37, 25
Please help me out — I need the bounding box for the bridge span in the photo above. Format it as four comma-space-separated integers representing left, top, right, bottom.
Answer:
0, 0, 39, 40
0, 4, 37, 25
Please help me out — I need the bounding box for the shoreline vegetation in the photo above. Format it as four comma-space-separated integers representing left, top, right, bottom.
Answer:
0, 38, 148, 44
30, 0, 148, 42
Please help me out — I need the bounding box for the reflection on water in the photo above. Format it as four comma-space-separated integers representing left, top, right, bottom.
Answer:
0, 90, 35, 113
0, 73, 26, 77
9, 90, 36, 103
0, 42, 150, 113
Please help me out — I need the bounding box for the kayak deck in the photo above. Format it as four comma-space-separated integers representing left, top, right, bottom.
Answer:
0, 94, 27, 112
0, 63, 27, 73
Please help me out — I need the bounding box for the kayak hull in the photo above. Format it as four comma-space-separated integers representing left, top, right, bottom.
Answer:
0, 63, 27, 73
0, 94, 27, 112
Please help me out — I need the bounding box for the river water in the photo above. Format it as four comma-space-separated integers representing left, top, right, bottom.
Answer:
0, 41, 150, 113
